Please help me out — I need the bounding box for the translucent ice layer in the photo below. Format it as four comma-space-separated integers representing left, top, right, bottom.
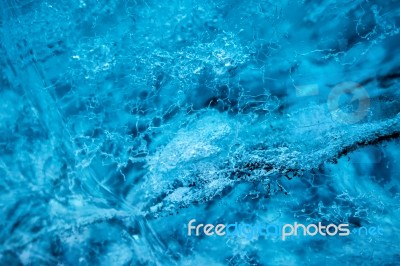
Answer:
0, 0, 399, 265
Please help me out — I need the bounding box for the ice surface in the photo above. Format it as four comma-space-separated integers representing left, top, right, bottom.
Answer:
0, 0, 399, 265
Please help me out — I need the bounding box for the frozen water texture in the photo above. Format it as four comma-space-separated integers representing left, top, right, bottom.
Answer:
0, 0, 399, 265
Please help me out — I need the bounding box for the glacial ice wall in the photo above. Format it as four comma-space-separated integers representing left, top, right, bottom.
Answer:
0, 0, 399, 265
